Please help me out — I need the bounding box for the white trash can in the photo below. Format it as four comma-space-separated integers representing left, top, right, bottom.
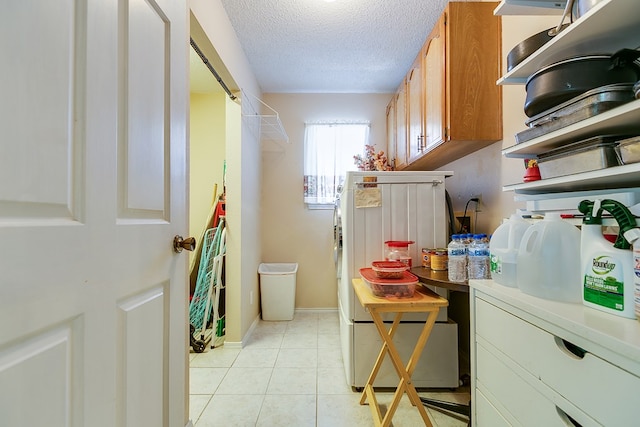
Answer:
258, 263, 298, 321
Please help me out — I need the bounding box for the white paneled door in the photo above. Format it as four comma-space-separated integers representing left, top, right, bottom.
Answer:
0, 0, 189, 426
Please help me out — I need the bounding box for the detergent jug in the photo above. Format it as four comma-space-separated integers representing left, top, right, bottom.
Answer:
578, 199, 640, 319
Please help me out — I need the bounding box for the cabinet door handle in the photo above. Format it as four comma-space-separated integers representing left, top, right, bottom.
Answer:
418, 135, 426, 151
554, 336, 587, 359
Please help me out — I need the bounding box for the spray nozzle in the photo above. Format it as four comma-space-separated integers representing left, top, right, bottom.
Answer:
578, 199, 638, 249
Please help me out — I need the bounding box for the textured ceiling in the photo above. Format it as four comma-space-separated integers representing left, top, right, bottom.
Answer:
219, 0, 449, 93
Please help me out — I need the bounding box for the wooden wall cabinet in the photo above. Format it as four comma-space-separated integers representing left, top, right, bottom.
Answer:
407, 54, 425, 164
391, 2, 502, 171
393, 79, 408, 170
385, 94, 397, 169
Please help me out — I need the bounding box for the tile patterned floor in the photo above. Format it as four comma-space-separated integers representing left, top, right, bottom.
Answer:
189, 311, 470, 426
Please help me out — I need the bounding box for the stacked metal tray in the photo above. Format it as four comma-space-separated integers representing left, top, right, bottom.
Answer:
536, 135, 628, 179
515, 84, 636, 144
615, 135, 640, 165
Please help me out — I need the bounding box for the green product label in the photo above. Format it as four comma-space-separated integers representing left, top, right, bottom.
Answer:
583, 255, 624, 311
490, 254, 501, 274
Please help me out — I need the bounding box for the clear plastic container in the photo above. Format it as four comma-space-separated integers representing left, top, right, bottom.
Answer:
489, 213, 531, 288
517, 212, 581, 303
360, 268, 418, 298
371, 260, 408, 279
384, 240, 414, 267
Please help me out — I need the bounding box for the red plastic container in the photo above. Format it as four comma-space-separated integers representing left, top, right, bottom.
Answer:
360, 268, 418, 298
371, 260, 408, 279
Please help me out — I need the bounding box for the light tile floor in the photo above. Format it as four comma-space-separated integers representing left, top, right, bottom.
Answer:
189, 311, 470, 426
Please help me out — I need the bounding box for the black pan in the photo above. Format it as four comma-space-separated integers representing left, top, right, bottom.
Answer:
507, 24, 570, 72
524, 52, 640, 117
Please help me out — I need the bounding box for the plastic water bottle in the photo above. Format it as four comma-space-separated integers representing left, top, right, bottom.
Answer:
462, 234, 472, 253
468, 234, 491, 280
447, 235, 467, 282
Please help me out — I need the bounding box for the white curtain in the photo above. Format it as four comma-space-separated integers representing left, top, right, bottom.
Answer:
303, 123, 369, 205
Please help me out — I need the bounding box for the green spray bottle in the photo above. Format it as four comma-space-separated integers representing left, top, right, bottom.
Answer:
578, 199, 640, 319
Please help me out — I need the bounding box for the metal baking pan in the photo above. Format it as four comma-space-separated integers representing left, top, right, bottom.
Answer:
615, 135, 640, 165
536, 135, 622, 179
515, 84, 635, 144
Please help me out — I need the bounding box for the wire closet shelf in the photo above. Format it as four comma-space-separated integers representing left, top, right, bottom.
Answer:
241, 89, 289, 144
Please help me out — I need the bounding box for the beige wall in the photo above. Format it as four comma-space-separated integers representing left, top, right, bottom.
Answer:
259, 14, 559, 310
260, 94, 392, 309
191, 0, 263, 344
189, 91, 227, 264
190, 0, 561, 346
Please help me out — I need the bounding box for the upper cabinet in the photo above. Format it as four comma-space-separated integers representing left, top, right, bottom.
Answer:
423, 16, 446, 155
394, 80, 409, 170
407, 56, 425, 164
390, 2, 503, 171
386, 95, 397, 170
498, 0, 640, 194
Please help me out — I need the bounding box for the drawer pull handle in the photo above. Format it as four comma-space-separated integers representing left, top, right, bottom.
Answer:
556, 406, 583, 426
554, 337, 587, 359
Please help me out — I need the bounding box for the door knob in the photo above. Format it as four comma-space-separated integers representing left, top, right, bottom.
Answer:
173, 235, 196, 253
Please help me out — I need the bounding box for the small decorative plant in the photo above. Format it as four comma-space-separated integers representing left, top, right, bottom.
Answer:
354, 145, 394, 171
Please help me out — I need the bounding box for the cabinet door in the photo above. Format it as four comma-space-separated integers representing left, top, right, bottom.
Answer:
424, 14, 446, 151
395, 81, 408, 170
385, 95, 397, 169
407, 55, 425, 163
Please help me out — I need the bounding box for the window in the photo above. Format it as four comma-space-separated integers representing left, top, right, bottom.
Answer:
303, 122, 370, 208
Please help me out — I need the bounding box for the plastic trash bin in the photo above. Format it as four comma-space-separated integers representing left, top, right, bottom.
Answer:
258, 263, 298, 321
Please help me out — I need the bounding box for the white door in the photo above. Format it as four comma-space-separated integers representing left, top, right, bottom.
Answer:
0, 1, 189, 426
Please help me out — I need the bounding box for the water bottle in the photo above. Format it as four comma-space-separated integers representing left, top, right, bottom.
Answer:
468, 234, 491, 280
462, 234, 472, 253
447, 235, 467, 282
480, 234, 491, 278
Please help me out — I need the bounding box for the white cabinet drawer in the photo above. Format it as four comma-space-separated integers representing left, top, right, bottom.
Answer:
475, 388, 511, 427
477, 342, 591, 427
476, 298, 640, 426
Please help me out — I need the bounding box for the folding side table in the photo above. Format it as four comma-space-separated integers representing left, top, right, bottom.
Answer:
352, 278, 448, 427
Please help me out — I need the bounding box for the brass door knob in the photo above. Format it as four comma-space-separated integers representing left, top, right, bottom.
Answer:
173, 235, 196, 253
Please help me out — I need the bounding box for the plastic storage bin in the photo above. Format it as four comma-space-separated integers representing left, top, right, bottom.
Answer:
359, 267, 418, 298
258, 263, 298, 321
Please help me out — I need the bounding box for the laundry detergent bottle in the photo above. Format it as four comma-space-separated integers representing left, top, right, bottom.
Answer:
578, 199, 639, 319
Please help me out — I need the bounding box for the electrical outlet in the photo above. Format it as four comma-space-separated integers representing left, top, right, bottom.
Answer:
472, 194, 482, 212
454, 211, 476, 234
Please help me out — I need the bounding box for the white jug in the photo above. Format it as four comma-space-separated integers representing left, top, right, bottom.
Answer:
490, 213, 531, 287
517, 212, 581, 303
